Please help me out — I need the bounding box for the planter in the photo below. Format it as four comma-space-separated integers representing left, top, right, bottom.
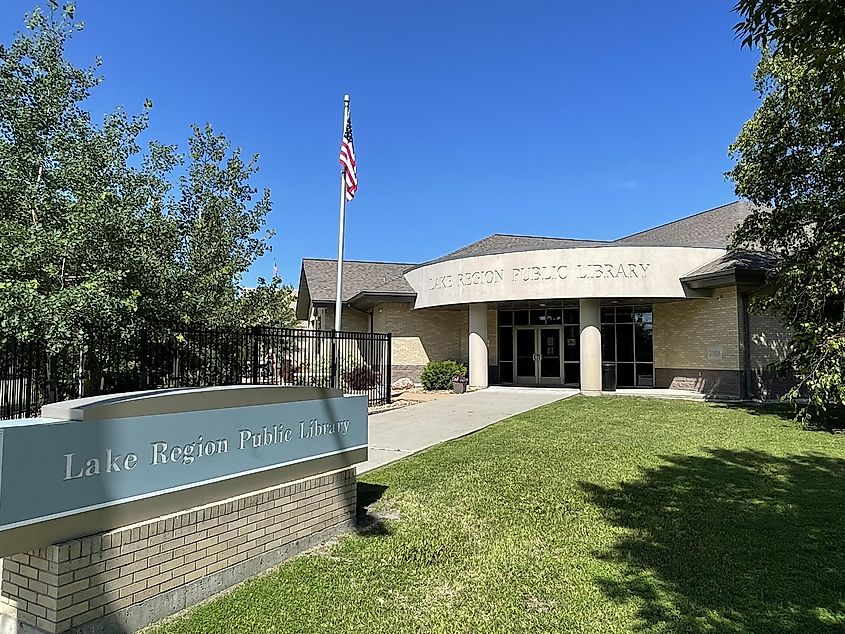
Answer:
452, 380, 467, 394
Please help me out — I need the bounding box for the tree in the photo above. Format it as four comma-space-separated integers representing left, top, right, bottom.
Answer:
733, 0, 845, 85
728, 50, 845, 417
233, 277, 298, 328
0, 3, 275, 354
172, 124, 273, 328
0, 3, 182, 352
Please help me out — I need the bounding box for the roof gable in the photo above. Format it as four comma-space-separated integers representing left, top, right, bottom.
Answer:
300, 259, 416, 304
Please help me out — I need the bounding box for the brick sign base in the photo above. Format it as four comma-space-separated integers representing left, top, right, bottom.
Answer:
0, 468, 356, 633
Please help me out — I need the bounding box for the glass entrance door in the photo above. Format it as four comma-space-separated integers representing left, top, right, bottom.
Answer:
538, 328, 562, 385
497, 308, 580, 387
514, 328, 537, 385
514, 327, 563, 385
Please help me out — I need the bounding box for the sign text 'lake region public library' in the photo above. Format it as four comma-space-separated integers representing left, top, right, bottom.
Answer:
404, 246, 726, 307
0, 389, 367, 531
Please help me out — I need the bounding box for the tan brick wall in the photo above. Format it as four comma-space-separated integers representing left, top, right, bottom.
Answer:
487, 308, 498, 365
748, 310, 792, 398
321, 306, 370, 333
373, 303, 468, 368
1, 469, 356, 633
748, 312, 790, 368
653, 286, 741, 371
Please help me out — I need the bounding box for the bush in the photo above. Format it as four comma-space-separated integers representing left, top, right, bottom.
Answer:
420, 360, 468, 391
344, 365, 379, 390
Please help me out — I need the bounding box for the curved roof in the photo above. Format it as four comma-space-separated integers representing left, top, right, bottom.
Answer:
428, 234, 610, 264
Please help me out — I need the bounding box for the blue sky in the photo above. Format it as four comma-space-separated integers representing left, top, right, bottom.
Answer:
1, 1, 761, 285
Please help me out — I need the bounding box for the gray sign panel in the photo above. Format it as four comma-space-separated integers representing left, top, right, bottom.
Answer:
0, 392, 367, 531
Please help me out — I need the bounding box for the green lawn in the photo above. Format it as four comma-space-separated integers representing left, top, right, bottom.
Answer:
151, 397, 845, 633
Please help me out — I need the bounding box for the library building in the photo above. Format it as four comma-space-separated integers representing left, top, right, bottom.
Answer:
296, 201, 789, 400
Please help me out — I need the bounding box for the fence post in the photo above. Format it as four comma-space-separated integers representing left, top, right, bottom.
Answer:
251, 327, 260, 385
386, 333, 392, 404
330, 331, 338, 390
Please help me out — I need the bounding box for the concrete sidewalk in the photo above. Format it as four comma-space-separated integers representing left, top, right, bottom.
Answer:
358, 386, 577, 474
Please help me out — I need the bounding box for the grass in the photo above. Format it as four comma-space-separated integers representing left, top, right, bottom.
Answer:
150, 397, 845, 633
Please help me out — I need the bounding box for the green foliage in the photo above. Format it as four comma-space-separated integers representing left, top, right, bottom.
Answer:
728, 51, 845, 418
173, 124, 273, 327
0, 4, 275, 352
733, 0, 845, 87
232, 277, 297, 328
420, 360, 467, 391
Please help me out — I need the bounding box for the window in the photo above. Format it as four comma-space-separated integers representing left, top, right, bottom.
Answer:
600, 305, 653, 387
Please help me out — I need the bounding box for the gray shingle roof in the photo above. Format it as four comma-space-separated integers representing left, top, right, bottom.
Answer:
300, 259, 416, 304
613, 201, 757, 248
681, 250, 779, 280
429, 234, 610, 264
297, 201, 768, 309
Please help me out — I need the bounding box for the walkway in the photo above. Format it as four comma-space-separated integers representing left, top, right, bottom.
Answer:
359, 386, 578, 474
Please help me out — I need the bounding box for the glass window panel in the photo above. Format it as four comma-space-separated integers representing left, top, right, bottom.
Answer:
498, 327, 513, 362
530, 310, 546, 325
516, 357, 535, 377
540, 328, 560, 357
601, 325, 615, 362
601, 307, 616, 323
498, 311, 513, 326
616, 324, 634, 362
516, 329, 534, 354
616, 307, 633, 322
499, 361, 513, 383
564, 308, 579, 324
617, 363, 635, 387
564, 326, 580, 361
635, 322, 653, 362
634, 307, 653, 324
636, 364, 654, 387
545, 309, 562, 325
564, 363, 580, 385
514, 310, 529, 326
516, 329, 536, 378
541, 358, 560, 378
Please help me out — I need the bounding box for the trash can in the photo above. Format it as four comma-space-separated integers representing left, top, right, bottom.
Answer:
601, 362, 617, 391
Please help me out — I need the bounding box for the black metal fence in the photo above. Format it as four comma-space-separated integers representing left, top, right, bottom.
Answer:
0, 327, 392, 420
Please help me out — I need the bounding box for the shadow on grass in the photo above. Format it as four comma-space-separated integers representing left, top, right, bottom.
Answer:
582, 449, 845, 632
715, 402, 845, 432
355, 481, 392, 537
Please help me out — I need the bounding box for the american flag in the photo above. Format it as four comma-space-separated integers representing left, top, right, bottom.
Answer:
339, 116, 357, 201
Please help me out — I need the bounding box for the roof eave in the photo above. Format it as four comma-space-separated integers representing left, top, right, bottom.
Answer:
680, 268, 768, 290
348, 291, 417, 310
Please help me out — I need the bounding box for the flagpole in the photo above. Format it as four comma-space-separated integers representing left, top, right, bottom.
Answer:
333, 94, 350, 332
332, 94, 350, 389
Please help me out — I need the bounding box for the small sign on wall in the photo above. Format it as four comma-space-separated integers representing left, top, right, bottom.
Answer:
706, 346, 723, 361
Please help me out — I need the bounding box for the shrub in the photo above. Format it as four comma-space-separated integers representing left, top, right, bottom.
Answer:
420, 360, 468, 391
344, 365, 379, 390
